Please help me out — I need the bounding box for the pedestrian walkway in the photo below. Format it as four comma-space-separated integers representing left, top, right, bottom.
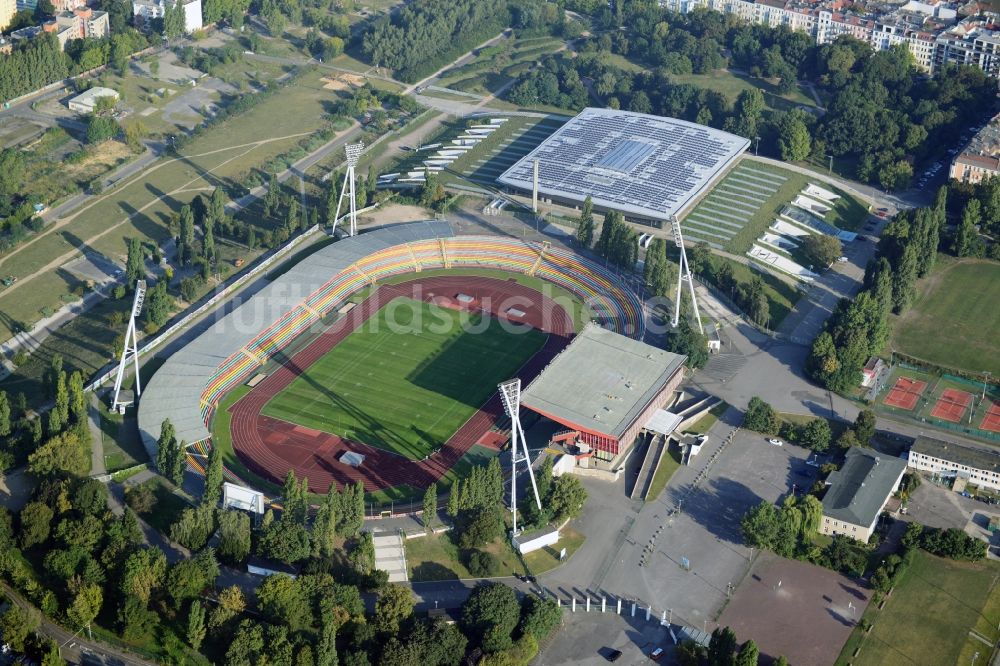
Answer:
373, 531, 408, 582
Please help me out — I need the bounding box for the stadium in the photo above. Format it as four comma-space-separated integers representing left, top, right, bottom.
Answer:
497, 107, 750, 228
137, 221, 685, 497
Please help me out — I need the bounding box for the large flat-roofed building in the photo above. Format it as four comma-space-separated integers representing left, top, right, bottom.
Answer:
520, 323, 686, 462
496, 108, 750, 228
820, 447, 907, 543
908, 435, 1000, 492
67, 86, 119, 113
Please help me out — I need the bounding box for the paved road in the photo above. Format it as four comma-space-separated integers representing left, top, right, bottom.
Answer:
0, 580, 158, 666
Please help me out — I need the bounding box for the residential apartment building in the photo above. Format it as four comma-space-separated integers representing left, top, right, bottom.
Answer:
10, 7, 109, 50
659, 0, 995, 75
950, 110, 1000, 183
132, 0, 203, 33
820, 447, 906, 543
907, 435, 1000, 491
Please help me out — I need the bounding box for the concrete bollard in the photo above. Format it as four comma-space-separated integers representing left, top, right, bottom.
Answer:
662, 610, 667, 622
617, 598, 622, 614
586, 597, 590, 612
572, 598, 576, 613
602, 598, 606, 613
646, 606, 651, 621
557, 598, 561, 608
631, 602, 636, 617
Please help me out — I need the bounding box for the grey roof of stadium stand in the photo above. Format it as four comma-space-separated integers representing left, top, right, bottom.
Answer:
822, 448, 907, 528
136, 221, 454, 459
496, 108, 750, 221
520, 324, 686, 439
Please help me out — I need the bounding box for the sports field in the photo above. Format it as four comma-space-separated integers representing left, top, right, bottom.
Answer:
260, 298, 547, 460
892, 259, 1000, 376
838, 551, 1000, 666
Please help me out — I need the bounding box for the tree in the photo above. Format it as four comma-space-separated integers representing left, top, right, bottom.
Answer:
458, 506, 503, 549
125, 237, 145, 286
311, 488, 339, 559
799, 418, 832, 452
54, 370, 69, 425
316, 604, 338, 666
203, 444, 223, 506
0, 607, 40, 652
801, 234, 842, 268
644, 238, 674, 298
166, 549, 218, 608
891, 242, 918, 314
28, 430, 88, 477
577, 195, 595, 247
209, 585, 245, 630
218, 509, 252, 564
518, 596, 561, 640
187, 601, 207, 650
374, 583, 415, 634
741, 501, 779, 550
67, 583, 102, 633
707, 626, 738, 666
68, 371, 86, 424
0, 391, 10, 437
120, 548, 167, 604
735, 639, 759, 666
853, 409, 877, 445
447, 479, 461, 519
86, 115, 119, 144
349, 531, 376, 574
953, 199, 980, 257
258, 574, 310, 632
19, 501, 53, 548
258, 515, 311, 564
665, 319, 709, 370
423, 482, 437, 532
164, 0, 186, 38
777, 112, 811, 162
549, 475, 588, 522
461, 582, 519, 653
743, 397, 779, 434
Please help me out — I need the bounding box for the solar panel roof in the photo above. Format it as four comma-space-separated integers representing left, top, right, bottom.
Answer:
497, 108, 750, 221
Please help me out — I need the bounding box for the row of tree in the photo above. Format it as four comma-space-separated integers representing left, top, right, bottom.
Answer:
808, 188, 945, 392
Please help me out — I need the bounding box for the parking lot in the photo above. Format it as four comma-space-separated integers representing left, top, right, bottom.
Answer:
906, 480, 1000, 557
539, 413, 818, 639
537, 611, 673, 666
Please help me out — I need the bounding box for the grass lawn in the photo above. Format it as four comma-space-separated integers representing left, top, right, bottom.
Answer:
261, 297, 547, 460
644, 441, 682, 502
0, 67, 340, 342
685, 160, 869, 254
406, 530, 527, 581
837, 551, 1000, 666
669, 69, 816, 112
99, 403, 149, 472
127, 476, 191, 535
891, 258, 1000, 376
686, 401, 730, 435
709, 255, 801, 328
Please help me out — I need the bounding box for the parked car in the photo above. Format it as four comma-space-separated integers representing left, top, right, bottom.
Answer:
606, 649, 623, 662
767, 438, 783, 446
650, 647, 665, 661
641, 234, 654, 249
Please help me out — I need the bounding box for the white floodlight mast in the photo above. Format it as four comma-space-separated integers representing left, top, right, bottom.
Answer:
111, 279, 147, 410
671, 216, 704, 335
331, 142, 365, 237
498, 379, 542, 535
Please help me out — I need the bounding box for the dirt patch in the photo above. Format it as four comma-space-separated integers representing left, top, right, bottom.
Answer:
64, 140, 133, 178
359, 203, 432, 228
321, 73, 366, 91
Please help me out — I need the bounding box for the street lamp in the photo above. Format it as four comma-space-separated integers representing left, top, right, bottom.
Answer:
984, 371, 992, 402
827, 154, 834, 175
754, 136, 761, 156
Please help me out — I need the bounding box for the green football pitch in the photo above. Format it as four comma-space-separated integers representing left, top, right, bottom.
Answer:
261, 298, 547, 460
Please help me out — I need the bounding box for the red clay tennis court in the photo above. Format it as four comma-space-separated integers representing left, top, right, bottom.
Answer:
981, 401, 1000, 433
930, 388, 974, 423
883, 377, 927, 411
